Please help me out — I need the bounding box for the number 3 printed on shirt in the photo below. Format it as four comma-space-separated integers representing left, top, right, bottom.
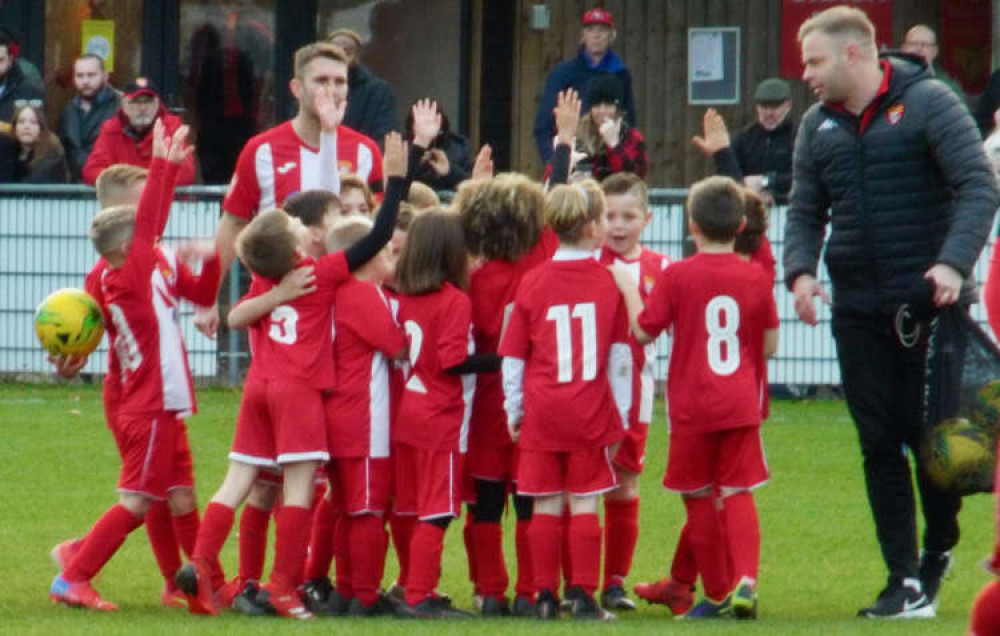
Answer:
546, 302, 597, 383
268, 306, 299, 344
705, 295, 740, 376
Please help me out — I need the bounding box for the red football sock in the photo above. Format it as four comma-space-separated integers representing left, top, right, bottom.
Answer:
472, 521, 508, 598
64, 504, 144, 583
603, 498, 639, 590
349, 514, 389, 606
464, 509, 478, 591
172, 509, 200, 559
971, 580, 1000, 635
569, 513, 602, 596
529, 513, 563, 595
670, 522, 698, 586
560, 504, 573, 588
304, 494, 336, 582
514, 519, 534, 598
145, 500, 182, 587
238, 504, 271, 582
404, 521, 446, 605
193, 502, 235, 563
333, 506, 352, 596
683, 497, 731, 601
722, 492, 760, 583
390, 513, 416, 585
268, 505, 312, 590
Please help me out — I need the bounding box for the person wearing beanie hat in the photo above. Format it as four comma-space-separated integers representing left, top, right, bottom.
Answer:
570, 73, 647, 181
533, 7, 637, 163
692, 77, 795, 203
329, 28, 400, 150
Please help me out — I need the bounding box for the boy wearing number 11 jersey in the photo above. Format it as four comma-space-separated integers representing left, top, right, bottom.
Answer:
613, 176, 778, 619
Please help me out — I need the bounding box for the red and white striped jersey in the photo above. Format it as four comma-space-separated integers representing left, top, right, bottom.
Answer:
326, 278, 406, 458
224, 121, 383, 220
598, 246, 669, 425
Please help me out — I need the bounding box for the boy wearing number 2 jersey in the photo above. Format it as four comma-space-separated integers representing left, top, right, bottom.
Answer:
613, 176, 778, 619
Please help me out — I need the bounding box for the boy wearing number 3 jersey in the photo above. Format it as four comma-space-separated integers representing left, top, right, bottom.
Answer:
612, 176, 778, 619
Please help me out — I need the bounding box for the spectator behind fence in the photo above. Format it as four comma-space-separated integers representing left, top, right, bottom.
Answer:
405, 99, 471, 191
58, 54, 122, 182
6, 101, 69, 183
900, 24, 964, 98
692, 78, 795, 204
572, 73, 647, 181
329, 28, 399, 150
533, 7, 637, 163
0, 29, 44, 125
82, 78, 195, 186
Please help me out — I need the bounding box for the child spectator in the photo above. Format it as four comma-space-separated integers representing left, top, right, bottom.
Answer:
391, 210, 497, 619
49, 122, 217, 610
7, 101, 69, 183
612, 176, 778, 619
175, 122, 427, 619
595, 172, 668, 611
500, 179, 633, 621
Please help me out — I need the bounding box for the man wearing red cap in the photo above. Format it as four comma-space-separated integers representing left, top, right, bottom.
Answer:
82, 77, 196, 185
533, 7, 637, 163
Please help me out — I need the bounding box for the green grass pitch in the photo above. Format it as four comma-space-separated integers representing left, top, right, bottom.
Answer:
0, 382, 995, 635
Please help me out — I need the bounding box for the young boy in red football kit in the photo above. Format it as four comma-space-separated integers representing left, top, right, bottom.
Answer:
175, 119, 429, 619
596, 172, 669, 612
613, 176, 778, 619
49, 122, 218, 611
501, 180, 633, 621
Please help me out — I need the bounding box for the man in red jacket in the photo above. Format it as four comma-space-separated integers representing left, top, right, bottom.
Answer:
82, 77, 196, 185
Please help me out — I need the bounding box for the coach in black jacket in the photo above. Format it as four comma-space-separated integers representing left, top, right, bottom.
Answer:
785, 7, 998, 619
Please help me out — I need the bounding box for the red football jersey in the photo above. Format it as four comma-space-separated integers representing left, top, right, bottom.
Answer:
637, 252, 778, 434
468, 227, 559, 450
224, 122, 383, 221
749, 236, 777, 286
748, 237, 777, 419
326, 279, 406, 458
500, 252, 630, 451
599, 245, 669, 426
394, 283, 475, 452
239, 251, 350, 390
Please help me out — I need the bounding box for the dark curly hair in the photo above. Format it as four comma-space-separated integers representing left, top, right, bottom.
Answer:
454, 172, 545, 261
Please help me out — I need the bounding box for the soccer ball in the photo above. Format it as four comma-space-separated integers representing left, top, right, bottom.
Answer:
970, 379, 1000, 438
34, 288, 105, 357
921, 417, 996, 495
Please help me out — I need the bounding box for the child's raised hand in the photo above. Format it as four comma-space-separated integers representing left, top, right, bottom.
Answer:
411, 99, 442, 148
167, 125, 194, 165
174, 239, 217, 264
471, 144, 494, 181
554, 89, 581, 145
152, 118, 167, 159
47, 353, 88, 379
383, 131, 408, 178
315, 89, 346, 133
692, 109, 731, 155
274, 265, 316, 303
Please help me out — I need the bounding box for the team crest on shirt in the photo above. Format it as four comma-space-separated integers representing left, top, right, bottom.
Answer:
887, 104, 904, 126
157, 262, 175, 285
643, 274, 657, 294
338, 160, 353, 172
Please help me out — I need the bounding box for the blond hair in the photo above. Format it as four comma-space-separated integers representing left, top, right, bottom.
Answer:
293, 42, 348, 79
340, 174, 375, 216
407, 181, 440, 210
95, 164, 148, 208
797, 5, 877, 53
236, 209, 299, 280
545, 179, 605, 245
601, 172, 648, 209
326, 215, 373, 253
455, 173, 545, 260
89, 204, 136, 256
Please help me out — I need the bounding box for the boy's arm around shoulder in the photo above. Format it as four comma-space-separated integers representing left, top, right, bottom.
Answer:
227, 267, 316, 330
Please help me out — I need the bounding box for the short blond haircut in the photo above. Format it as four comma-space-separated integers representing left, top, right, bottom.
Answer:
89, 204, 136, 256
326, 215, 373, 253
95, 164, 148, 208
236, 209, 299, 280
601, 172, 648, 209
797, 5, 876, 52
546, 179, 606, 245
293, 42, 348, 79
407, 181, 440, 209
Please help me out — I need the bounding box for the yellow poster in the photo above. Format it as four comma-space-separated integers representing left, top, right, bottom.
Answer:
81, 20, 115, 70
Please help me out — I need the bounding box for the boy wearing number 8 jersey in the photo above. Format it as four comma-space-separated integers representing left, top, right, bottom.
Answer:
612, 176, 778, 619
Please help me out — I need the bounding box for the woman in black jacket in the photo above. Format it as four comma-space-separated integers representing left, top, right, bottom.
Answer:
6, 101, 69, 184
404, 100, 472, 192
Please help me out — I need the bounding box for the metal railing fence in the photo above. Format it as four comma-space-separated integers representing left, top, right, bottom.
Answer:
0, 184, 995, 387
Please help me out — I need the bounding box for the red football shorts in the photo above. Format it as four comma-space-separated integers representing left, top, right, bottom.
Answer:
330, 456, 392, 515
466, 442, 518, 483
613, 421, 649, 475
516, 446, 617, 497
664, 427, 769, 493
168, 419, 195, 491
393, 443, 464, 520
115, 411, 182, 499
230, 378, 328, 466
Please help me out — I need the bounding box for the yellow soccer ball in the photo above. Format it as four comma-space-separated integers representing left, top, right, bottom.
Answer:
34, 288, 105, 357
921, 417, 996, 496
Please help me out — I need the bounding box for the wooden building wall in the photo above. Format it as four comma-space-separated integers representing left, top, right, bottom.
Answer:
511, 0, 941, 187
